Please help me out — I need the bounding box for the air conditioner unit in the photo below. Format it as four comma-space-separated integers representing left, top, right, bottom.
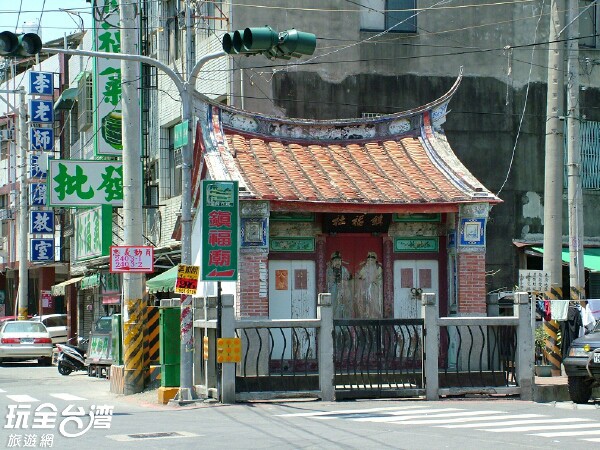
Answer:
0, 209, 13, 220
77, 72, 93, 132
0, 129, 13, 140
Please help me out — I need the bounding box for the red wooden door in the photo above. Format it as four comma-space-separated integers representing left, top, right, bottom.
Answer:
325, 234, 383, 319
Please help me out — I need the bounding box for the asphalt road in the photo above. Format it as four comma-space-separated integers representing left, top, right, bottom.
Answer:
1, 361, 599, 449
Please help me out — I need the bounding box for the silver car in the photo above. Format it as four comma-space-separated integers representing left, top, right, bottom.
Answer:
0, 321, 53, 365
30, 314, 68, 344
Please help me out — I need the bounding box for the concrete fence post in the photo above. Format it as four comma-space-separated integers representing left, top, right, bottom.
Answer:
318, 293, 335, 401
422, 293, 439, 400
220, 294, 236, 403
204, 296, 218, 397
515, 292, 534, 401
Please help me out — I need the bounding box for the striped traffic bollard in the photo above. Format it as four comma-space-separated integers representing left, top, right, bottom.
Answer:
124, 298, 145, 394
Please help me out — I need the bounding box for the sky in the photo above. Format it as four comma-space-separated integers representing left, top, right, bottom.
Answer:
0, 1, 93, 44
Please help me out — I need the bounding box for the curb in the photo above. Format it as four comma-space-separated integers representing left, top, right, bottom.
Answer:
534, 383, 600, 403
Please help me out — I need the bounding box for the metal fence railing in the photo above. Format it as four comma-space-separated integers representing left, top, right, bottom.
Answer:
334, 319, 424, 399
439, 324, 518, 389
235, 322, 320, 396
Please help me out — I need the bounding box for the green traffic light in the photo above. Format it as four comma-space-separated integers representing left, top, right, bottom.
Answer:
222, 26, 316, 59
0, 31, 19, 56
0, 31, 42, 57
277, 30, 316, 58
241, 27, 278, 53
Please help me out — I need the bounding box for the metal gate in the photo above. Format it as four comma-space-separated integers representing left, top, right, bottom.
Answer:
333, 319, 425, 399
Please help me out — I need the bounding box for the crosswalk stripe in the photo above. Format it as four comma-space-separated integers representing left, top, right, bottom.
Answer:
49, 393, 86, 401
400, 414, 543, 426
0, 388, 5, 393
483, 422, 600, 433
534, 430, 600, 437
277, 405, 430, 418
352, 410, 499, 423
443, 417, 588, 429
6, 394, 38, 403
583, 438, 600, 442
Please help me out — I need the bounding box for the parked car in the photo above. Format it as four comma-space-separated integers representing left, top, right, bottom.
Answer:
30, 314, 68, 344
0, 315, 32, 323
563, 320, 600, 404
0, 320, 53, 365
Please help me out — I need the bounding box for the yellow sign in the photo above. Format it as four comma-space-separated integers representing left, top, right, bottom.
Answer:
216, 337, 241, 363
203, 336, 209, 360
174, 264, 200, 295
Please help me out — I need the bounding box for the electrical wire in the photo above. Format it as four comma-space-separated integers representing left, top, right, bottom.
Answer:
496, 0, 547, 196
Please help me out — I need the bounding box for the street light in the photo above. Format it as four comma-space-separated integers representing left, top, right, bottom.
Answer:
40, 23, 317, 402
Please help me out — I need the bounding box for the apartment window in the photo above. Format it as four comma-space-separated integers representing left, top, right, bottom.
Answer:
0, 128, 10, 160
360, 0, 417, 33
165, 0, 180, 63
580, 1, 597, 48
70, 102, 80, 145
168, 127, 181, 197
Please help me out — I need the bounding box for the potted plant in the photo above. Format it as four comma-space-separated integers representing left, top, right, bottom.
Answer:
534, 325, 552, 377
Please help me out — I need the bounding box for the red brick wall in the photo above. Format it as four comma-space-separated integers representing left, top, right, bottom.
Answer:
238, 251, 269, 317
457, 253, 486, 314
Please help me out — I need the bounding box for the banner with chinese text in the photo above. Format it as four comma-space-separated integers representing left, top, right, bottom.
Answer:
92, 0, 124, 156
48, 160, 123, 206
201, 180, 238, 281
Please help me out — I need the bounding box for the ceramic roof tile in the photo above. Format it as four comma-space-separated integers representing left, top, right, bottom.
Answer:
198, 72, 499, 209
222, 132, 496, 207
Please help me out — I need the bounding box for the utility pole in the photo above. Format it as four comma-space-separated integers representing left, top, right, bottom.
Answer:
541, 0, 565, 375
119, 0, 145, 395
17, 88, 27, 320
566, 0, 585, 301
176, 0, 196, 403
542, 0, 565, 297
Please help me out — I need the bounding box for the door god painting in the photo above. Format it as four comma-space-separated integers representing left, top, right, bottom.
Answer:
326, 251, 353, 319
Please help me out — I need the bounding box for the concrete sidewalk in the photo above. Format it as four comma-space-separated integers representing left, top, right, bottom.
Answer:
534, 375, 600, 402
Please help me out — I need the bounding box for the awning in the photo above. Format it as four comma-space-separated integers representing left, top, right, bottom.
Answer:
51, 276, 83, 296
80, 274, 101, 290
54, 87, 78, 111
146, 266, 178, 294
531, 247, 600, 273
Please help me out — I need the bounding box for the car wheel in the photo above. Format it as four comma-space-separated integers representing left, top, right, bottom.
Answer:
38, 357, 52, 366
57, 362, 72, 376
568, 376, 593, 404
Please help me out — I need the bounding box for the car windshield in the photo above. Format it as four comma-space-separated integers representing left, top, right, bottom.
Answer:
3, 322, 47, 333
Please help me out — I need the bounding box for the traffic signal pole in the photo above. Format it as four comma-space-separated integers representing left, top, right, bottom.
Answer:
42, 24, 315, 401
42, 44, 224, 401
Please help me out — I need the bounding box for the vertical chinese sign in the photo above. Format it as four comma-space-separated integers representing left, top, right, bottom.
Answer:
93, 0, 123, 156
201, 181, 238, 281
28, 71, 55, 263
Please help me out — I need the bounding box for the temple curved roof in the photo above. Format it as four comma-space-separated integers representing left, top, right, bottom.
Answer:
192, 71, 500, 213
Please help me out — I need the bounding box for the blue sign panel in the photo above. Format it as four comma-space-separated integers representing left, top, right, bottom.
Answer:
31, 238, 54, 262
29, 154, 50, 179
29, 127, 54, 151
29, 71, 54, 96
459, 218, 486, 247
30, 183, 47, 206
30, 210, 54, 234
29, 100, 54, 124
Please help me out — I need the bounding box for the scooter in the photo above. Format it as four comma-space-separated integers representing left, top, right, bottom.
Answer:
56, 337, 88, 376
